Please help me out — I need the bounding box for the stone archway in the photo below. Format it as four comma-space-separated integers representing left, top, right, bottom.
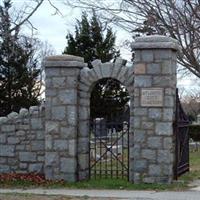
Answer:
77, 58, 134, 180
44, 35, 179, 184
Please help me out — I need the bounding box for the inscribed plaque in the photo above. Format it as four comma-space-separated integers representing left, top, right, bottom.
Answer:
141, 88, 163, 107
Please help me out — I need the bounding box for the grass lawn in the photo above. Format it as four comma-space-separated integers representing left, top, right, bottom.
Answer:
0, 151, 199, 191
179, 151, 200, 183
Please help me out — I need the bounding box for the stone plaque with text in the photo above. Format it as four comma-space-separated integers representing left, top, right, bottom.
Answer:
141, 88, 163, 107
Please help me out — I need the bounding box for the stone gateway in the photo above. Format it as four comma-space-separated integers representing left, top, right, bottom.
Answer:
0, 35, 180, 184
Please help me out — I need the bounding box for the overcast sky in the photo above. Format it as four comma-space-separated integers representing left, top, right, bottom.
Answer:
12, 0, 200, 93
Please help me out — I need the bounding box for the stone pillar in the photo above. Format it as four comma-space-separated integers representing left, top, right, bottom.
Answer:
131, 35, 179, 183
44, 55, 84, 182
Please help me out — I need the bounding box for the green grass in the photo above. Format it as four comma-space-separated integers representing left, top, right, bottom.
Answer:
0, 178, 187, 191
180, 151, 200, 183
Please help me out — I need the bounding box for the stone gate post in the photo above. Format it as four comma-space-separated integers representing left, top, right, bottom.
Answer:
131, 35, 179, 183
44, 55, 84, 181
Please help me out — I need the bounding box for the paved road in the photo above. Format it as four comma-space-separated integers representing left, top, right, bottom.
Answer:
1, 188, 200, 200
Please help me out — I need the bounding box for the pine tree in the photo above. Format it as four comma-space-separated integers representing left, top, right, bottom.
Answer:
0, 1, 41, 116
64, 11, 129, 119
64, 11, 120, 67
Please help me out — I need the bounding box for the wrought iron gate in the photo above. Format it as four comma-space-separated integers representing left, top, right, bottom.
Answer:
174, 89, 190, 179
89, 118, 129, 179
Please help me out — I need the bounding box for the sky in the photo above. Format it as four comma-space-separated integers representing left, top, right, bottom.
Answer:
11, 0, 200, 95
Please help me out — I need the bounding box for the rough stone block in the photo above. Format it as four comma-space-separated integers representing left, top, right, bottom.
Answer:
79, 121, 89, 137
163, 137, 173, 149
149, 164, 161, 176
141, 50, 154, 62
134, 63, 146, 74
60, 126, 76, 139
69, 140, 76, 156
45, 135, 52, 150
7, 137, 20, 144
134, 159, 147, 172
45, 166, 53, 179
60, 157, 76, 173
142, 149, 156, 160
52, 106, 66, 121
32, 141, 44, 151
46, 121, 59, 134
146, 63, 161, 74
0, 165, 10, 173
162, 60, 173, 74
163, 108, 174, 121
134, 75, 152, 87
19, 108, 29, 117
20, 163, 27, 169
66, 76, 77, 88
134, 130, 146, 143
45, 68, 60, 77
164, 96, 174, 107
19, 152, 37, 162
60, 68, 80, 76
7, 112, 18, 120
112, 62, 122, 78
0, 117, 8, 125
154, 49, 172, 60
67, 106, 77, 126
147, 137, 162, 148
148, 108, 162, 120
134, 108, 147, 116
0, 145, 15, 157
78, 154, 89, 170
141, 121, 154, 130
45, 152, 59, 166
54, 140, 68, 151
0, 134, 6, 143
78, 138, 89, 154
155, 122, 172, 136
58, 89, 77, 105
1, 125, 15, 132
52, 77, 66, 88
29, 163, 43, 173
153, 76, 173, 87
157, 150, 173, 164
79, 106, 89, 120
37, 131, 45, 140
7, 158, 18, 165
133, 117, 141, 129
100, 62, 113, 77
163, 165, 173, 176
31, 118, 43, 129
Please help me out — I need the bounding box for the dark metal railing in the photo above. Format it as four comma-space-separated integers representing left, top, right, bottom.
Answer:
89, 119, 129, 180
174, 89, 190, 179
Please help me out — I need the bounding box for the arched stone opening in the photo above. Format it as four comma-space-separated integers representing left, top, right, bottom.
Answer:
89, 77, 131, 179
77, 59, 134, 181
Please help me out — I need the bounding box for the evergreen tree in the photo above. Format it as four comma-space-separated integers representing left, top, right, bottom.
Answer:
64, 11, 129, 120
0, 1, 41, 116
64, 11, 120, 68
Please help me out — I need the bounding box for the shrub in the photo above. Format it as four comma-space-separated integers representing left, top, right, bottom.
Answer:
189, 125, 200, 141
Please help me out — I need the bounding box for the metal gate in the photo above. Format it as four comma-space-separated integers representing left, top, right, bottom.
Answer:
174, 89, 190, 179
89, 118, 129, 179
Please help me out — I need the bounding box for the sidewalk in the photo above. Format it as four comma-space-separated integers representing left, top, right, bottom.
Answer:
0, 188, 200, 200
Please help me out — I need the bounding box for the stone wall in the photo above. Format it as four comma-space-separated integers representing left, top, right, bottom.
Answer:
0, 106, 45, 174
0, 35, 180, 184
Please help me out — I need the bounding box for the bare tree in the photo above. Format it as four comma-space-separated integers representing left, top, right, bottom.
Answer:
64, 0, 200, 78
181, 91, 200, 120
